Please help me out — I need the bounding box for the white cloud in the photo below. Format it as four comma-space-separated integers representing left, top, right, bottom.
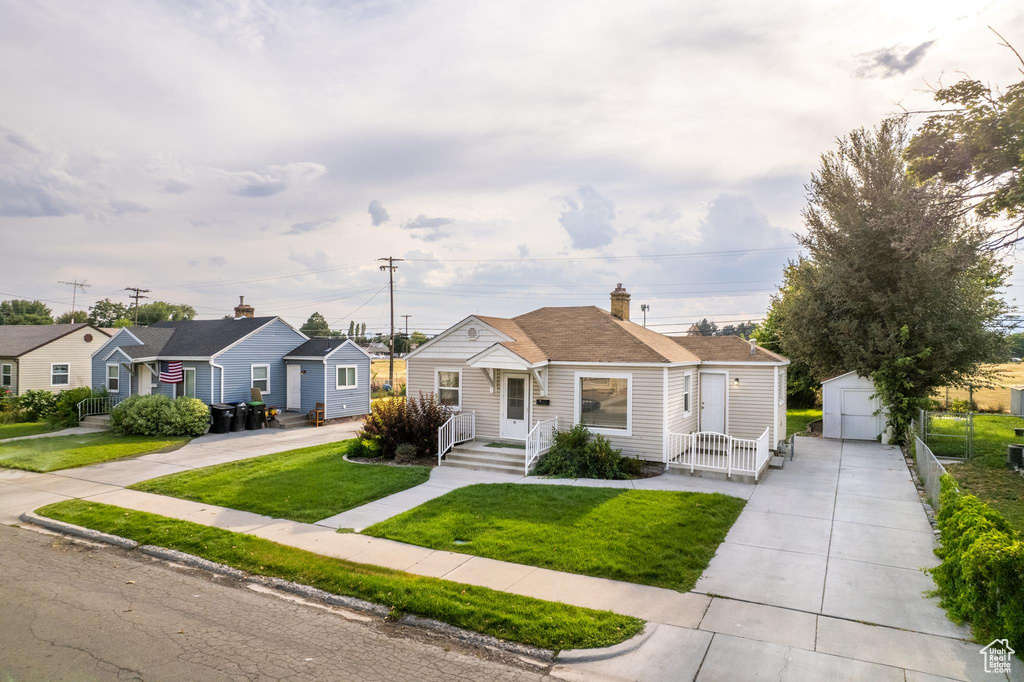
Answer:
558, 186, 617, 249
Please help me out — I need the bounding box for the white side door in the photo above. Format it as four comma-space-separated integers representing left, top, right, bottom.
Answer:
700, 373, 726, 433
501, 373, 529, 441
137, 364, 151, 396
840, 388, 878, 440
286, 365, 302, 411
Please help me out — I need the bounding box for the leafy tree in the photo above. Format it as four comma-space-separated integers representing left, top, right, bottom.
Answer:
775, 119, 1008, 441
410, 330, 428, 346
690, 318, 718, 336
134, 301, 196, 326
1006, 333, 1024, 360
300, 312, 331, 336
753, 271, 821, 408
906, 70, 1024, 248
113, 318, 134, 328
88, 298, 130, 327
348, 321, 356, 337
55, 310, 88, 324
0, 300, 53, 325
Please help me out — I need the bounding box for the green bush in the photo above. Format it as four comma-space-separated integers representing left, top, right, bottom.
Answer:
111, 395, 209, 437
394, 442, 419, 464
533, 424, 641, 479
930, 474, 1024, 650
18, 389, 57, 422
49, 386, 98, 428
358, 393, 452, 459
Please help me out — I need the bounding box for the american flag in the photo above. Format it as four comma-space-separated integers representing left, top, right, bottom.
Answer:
159, 361, 183, 383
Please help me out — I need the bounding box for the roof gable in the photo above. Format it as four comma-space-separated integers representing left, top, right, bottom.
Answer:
0, 323, 109, 357
669, 335, 788, 363
150, 316, 279, 356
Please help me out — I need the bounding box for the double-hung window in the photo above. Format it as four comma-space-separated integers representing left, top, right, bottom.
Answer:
336, 365, 357, 389
51, 363, 70, 386
1, 363, 11, 388
576, 372, 631, 435
683, 373, 692, 415
106, 364, 120, 392
436, 369, 461, 408
251, 364, 270, 394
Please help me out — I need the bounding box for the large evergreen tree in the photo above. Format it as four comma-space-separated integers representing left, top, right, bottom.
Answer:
300, 312, 331, 337
775, 120, 1008, 440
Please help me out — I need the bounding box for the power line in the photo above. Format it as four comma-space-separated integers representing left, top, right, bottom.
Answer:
402, 246, 796, 264
124, 286, 151, 327
379, 257, 404, 389
57, 280, 90, 316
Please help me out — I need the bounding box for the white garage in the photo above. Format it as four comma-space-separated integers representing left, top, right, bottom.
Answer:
821, 372, 885, 440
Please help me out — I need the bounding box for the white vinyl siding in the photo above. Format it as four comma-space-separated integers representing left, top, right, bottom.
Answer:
20, 327, 104, 394
336, 365, 357, 390
50, 363, 70, 386
251, 364, 270, 394
409, 359, 500, 437
714, 364, 780, 443
106, 363, 120, 392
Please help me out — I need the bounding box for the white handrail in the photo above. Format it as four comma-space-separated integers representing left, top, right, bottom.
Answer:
525, 416, 558, 474
665, 427, 771, 480
77, 396, 124, 422
437, 411, 475, 464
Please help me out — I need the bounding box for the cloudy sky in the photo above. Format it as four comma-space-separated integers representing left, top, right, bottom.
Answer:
1, 0, 1022, 336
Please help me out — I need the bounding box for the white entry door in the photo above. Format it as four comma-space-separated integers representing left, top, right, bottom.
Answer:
137, 364, 152, 396
700, 373, 726, 433
286, 365, 302, 411
840, 389, 878, 440
501, 373, 529, 440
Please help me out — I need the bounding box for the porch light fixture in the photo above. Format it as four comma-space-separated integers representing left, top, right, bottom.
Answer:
733, 377, 740, 386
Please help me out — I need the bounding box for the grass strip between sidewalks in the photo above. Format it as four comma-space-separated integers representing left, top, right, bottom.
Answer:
36, 500, 644, 652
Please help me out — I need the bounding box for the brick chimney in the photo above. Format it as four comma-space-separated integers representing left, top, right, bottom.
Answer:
234, 295, 254, 319
610, 283, 630, 322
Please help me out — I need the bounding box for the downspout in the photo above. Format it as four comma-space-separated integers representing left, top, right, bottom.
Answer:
772, 365, 779, 447
662, 366, 669, 464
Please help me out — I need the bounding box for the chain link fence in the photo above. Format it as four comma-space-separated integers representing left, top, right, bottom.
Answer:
914, 435, 948, 509
919, 410, 972, 460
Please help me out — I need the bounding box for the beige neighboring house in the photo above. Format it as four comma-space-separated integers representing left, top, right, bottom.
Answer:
408, 284, 789, 481
0, 324, 111, 395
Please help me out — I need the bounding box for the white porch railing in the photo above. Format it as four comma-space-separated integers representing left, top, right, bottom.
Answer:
525, 416, 558, 474
437, 411, 475, 464
665, 427, 771, 480
77, 396, 124, 422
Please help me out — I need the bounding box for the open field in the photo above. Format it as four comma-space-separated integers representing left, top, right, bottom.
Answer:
935, 362, 1024, 413
370, 358, 406, 387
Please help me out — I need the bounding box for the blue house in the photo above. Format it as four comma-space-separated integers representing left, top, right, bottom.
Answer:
90, 316, 371, 421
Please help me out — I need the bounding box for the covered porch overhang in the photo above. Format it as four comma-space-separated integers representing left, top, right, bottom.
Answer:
465, 344, 550, 397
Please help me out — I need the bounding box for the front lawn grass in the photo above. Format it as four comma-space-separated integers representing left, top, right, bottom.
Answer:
36, 500, 642, 651
130, 440, 429, 523
786, 408, 822, 439
363, 484, 745, 592
0, 421, 54, 440
0, 432, 188, 472
946, 463, 1024, 533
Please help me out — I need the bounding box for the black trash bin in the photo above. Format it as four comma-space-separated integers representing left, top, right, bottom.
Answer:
209, 404, 234, 434
245, 404, 258, 430
231, 403, 247, 432
251, 404, 266, 430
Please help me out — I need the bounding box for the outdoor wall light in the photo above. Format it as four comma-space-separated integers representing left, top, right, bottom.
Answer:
733, 378, 740, 385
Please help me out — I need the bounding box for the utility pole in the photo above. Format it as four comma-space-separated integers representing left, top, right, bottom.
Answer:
58, 280, 91, 317
124, 286, 151, 327
401, 314, 411, 339
640, 304, 650, 328
378, 257, 404, 389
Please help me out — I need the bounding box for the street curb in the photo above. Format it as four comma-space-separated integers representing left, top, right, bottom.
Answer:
249, 576, 391, 618
139, 545, 248, 580
20, 511, 139, 550
400, 614, 554, 662
552, 623, 654, 663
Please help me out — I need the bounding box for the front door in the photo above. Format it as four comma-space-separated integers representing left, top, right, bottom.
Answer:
137, 364, 152, 396
700, 373, 726, 433
501, 373, 529, 441
287, 365, 302, 411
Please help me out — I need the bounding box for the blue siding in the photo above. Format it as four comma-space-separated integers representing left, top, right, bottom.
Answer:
152, 361, 212, 403
325, 344, 371, 418
91, 330, 142, 394
285, 360, 326, 414
214, 319, 307, 408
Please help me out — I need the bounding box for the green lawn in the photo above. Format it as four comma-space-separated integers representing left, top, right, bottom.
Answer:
37, 500, 643, 651
0, 421, 54, 440
786, 409, 822, 439
0, 433, 189, 472
130, 440, 430, 523
363, 484, 745, 592
946, 463, 1024, 533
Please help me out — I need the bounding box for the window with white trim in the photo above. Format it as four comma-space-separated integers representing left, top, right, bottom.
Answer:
183, 367, 197, 398
778, 369, 785, 405
106, 364, 120, 392
336, 365, 357, 390
51, 363, 70, 386
436, 369, 461, 408
251, 364, 270, 394
683, 373, 692, 415
576, 373, 631, 433
1, 363, 11, 388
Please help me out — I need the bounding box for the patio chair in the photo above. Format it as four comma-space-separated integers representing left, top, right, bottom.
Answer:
250, 388, 263, 403
308, 402, 325, 427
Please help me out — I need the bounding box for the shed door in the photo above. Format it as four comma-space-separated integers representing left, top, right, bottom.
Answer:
286, 365, 302, 411
840, 389, 878, 440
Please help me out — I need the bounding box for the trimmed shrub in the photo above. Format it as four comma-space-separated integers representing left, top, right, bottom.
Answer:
533, 424, 640, 479
930, 474, 1024, 651
394, 443, 419, 464
358, 393, 453, 459
111, 395, 209, 437
49, 386, 98, 428
18, 389, 57, 422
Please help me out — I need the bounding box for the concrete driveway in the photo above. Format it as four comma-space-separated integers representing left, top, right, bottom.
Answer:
0, 422, 361, 523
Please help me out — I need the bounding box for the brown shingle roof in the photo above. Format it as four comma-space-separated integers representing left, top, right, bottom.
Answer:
0, 323, 109, 357
668, 335, 787, 363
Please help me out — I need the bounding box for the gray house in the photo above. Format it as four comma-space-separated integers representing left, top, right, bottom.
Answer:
90, 316, 370, 420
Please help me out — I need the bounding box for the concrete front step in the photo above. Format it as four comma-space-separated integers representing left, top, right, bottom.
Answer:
79, 415, 111, 430
449, 447, 526, 463
441, 457, 526, 475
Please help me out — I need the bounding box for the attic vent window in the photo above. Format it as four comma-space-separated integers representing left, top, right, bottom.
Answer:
467, 327, 479, 340
84, 334, 93, 342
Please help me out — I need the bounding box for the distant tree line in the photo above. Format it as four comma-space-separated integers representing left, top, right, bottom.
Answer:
0, 298, 196, 327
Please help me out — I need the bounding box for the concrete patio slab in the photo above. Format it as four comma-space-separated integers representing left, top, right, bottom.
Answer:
695, 543, 828, 612
553, 624, 712, 682
829, 520, 939, 570
758, 468, 840, 493
840, 453, 908, 470
836, 476, 922, 503
821, 556, 969, 638
816, 616, 986, 682
744, 486, 836, 520
698, 598, 817, 650
441, 555, 537, 591
723, 509, 832, 555
839, 467, 912, 485
632, 473, 755, 499
697, 632, 904, 682
833, 492, 933, 533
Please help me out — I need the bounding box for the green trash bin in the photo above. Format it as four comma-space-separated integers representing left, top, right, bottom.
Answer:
247, 401, 266, 430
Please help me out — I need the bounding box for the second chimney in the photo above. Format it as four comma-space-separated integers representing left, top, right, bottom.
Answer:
234, 295, 255, 319
610, 283, 630, 322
